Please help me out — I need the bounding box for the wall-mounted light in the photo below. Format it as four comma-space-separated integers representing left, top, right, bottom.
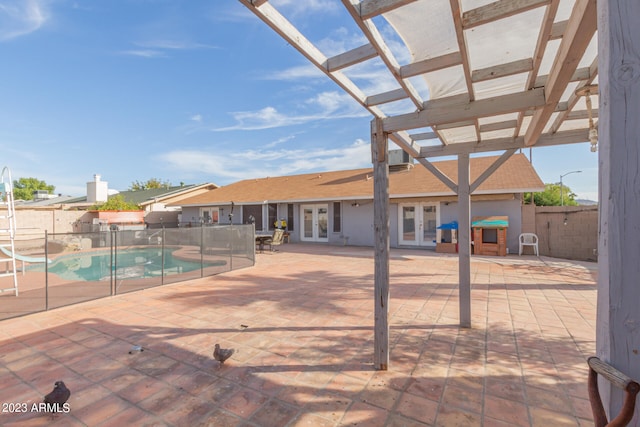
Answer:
351, 202, 360, 207
563, 216, 568, 226
575, 84, 599, 152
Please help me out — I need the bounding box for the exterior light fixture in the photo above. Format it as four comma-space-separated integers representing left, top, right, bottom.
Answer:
575, 84, 599, 152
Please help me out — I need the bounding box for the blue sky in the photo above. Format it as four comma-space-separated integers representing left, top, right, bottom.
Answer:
0, 1, 598, 200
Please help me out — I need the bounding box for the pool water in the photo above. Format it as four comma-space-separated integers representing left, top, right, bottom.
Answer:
31, 247, 216, 281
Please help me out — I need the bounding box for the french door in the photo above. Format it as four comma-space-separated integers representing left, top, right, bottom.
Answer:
300, 204, 328, 242
398, 203, 439, 247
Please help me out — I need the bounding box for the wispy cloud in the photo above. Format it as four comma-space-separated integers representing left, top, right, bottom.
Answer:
214, 91, 369, 131
119, 39, 217, 58
157, 139, 371, 182
271, 0, 340, 16
119, 49, 168, 58
262, 64, 326, 81
0, 0, 49, 41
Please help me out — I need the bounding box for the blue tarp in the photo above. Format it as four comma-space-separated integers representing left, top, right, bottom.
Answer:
437, 221, 458, 230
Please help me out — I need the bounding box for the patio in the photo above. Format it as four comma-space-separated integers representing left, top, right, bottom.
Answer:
0, 244, 597, 426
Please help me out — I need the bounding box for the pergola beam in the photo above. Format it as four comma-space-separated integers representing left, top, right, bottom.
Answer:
359, 0, 418, 20
524, 0, 597, 146
420, 128, 588, 157
382, 88, 545, 132
366, 88, 409, 106
471, 58, 534, 83
400, 52, 463, 78
325, 43, 378, 72
344, 0, 424, 109
462, 0, 550, 29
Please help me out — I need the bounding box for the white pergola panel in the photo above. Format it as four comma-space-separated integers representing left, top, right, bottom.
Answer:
239, 0, 598, 150
463, 8, 545, 70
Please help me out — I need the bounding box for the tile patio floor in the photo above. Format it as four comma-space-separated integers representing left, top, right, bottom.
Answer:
0, 244, 598, 426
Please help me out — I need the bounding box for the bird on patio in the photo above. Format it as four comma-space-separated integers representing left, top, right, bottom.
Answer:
43, 381, 70, 413
213, 344, 235, 364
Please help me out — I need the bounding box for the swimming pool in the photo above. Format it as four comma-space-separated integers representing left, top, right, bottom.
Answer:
30, 247, 222, 281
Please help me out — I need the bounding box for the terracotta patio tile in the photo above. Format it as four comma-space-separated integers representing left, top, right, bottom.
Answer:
249, 398, 299, 426
395, 391, 439, 425
221, 387, 268, 419
340, 400, 389, 426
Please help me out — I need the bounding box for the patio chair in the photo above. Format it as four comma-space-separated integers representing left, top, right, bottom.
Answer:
587, 356, 640, 427
263, 229, 285, 253
518, 233, 539, 256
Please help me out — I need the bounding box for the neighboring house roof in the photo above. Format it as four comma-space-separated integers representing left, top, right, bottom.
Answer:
16, 195, 82, 207
175, 154, 543, 207
115, 183, 218, 207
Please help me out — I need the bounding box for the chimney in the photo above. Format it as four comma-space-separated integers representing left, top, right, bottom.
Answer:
87, 174, 108, 203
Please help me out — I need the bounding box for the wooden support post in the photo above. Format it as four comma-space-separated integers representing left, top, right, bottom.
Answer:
372, 117, 390, 370
458, 153, 471, 328
596, 0, 640, 422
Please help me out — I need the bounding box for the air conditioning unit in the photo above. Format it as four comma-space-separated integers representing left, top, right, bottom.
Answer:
388, 149, 413, 165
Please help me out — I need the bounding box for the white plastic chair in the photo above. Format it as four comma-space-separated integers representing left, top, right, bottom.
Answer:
519, 233, 539, 256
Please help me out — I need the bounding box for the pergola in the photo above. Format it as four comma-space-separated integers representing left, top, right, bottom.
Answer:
238, 0, 639, 421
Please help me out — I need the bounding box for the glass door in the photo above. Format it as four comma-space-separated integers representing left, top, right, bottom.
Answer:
398, 203, 439, 247
399, 205, 417, 245
300, 204, 329, 242
422, 205, 437, 246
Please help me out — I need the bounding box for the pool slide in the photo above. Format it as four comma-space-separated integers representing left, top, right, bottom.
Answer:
0, 245, 51, 264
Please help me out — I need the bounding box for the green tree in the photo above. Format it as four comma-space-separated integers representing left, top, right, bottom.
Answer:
524, 183, 579, 206
12, 177, 55, 201
129, 178, 171, 191
90, 194, 140, 211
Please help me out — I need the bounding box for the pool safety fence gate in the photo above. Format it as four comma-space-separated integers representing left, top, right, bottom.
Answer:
0, 224, 256, 320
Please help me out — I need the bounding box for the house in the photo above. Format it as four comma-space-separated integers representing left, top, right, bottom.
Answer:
174, 153, 543, 253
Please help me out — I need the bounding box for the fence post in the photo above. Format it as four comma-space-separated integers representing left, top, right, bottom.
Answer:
161, 226, 165, 285
45, 230, 49, 311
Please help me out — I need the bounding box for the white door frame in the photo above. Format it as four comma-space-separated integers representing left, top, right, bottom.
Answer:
398, 202, 440, 247
300, 204, 329, 242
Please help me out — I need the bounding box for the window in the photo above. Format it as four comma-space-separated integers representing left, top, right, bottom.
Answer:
287, 204, 294, 231
482, 228, 498, 244
268, 203, 278, 231
242, 205, 263, 231
333, 202, 341, 233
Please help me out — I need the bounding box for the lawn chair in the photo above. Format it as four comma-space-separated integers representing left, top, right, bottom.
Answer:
263, 229, 285, 253
588, 356, 640, 427
518, 233, 539, 256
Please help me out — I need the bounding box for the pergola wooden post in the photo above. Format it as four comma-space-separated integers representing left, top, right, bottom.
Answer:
457, 153, 471, 328
596, 0, 640, 421
372, 117, 390, 371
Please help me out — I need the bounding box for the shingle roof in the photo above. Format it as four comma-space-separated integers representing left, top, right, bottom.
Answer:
176, 154, 543, 206
116, 183, 218, 206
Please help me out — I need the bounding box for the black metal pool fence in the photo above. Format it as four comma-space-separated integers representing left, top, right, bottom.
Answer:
0, 225, 256, 320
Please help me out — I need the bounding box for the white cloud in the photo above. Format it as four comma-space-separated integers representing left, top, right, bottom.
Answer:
262, 64, 326, 81
119, 49, 167, 58
190, 114, 202, 122
214, 91, 368, 131
157, 139, 371, 182
271, 0, 340, 16
119, 39, 217, 58
0, 0, 49, 41
134, 39, 217, 51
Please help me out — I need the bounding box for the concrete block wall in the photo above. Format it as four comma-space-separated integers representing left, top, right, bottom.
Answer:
6, 209, 85, 236
534, 206, 598, 261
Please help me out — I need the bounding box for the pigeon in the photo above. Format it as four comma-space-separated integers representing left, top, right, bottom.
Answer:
213, 344, 235, 364
43, 381, 71, 409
